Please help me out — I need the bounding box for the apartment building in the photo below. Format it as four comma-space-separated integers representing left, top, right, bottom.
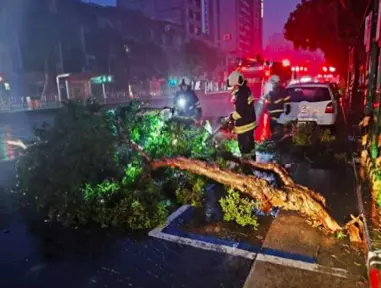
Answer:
218, 0, 263, 57
117, 0, 210, 41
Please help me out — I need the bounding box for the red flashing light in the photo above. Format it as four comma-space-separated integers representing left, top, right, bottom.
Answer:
322, 66, 328, 72
282, 59, 291, 67
325, 102, 334, 114
265, 70, 270, 77
329, 66, 336, 72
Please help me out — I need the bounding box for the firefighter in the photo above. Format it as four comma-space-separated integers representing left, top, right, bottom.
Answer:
227, 71, 257, 160
266, 75, 290, 132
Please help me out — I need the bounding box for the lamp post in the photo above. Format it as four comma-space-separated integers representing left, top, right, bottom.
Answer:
56, 73, 70, 102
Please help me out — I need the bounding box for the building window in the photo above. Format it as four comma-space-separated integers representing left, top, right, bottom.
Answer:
188, 9, 194, 18
195, 12, 201, 21
189, 24, 195, 34
195, 0, 201, 7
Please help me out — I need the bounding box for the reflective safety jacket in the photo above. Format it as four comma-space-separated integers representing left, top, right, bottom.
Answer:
231, 84, 257, 134
267, 86, 290, 122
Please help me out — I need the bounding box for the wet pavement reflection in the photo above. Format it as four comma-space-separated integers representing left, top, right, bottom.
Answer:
0, 111, 252, 288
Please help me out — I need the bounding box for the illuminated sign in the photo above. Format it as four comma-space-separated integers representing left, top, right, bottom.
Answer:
241, 66, 263, 72
246, 78, 262, 84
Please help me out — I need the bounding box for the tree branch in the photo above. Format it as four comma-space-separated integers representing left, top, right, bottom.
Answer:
127, 142, 364, 242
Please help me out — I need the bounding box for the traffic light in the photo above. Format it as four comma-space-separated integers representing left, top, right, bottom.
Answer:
168, 79, 177, 87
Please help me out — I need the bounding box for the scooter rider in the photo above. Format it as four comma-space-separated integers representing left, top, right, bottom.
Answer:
227, 71, 257, 160
173, 79, 202, 121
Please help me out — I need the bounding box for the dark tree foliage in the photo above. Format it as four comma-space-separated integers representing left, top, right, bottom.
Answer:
21, 0, 84, 73
16, 100, 236, 229
129, 41, 170, 80
284, 0, 368, 73
180, 39, 219, 79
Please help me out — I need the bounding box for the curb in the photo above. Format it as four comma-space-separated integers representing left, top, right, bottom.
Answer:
361, 150, 381, 288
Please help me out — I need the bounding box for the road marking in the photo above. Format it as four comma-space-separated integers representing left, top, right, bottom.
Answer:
149, 205, 348, 279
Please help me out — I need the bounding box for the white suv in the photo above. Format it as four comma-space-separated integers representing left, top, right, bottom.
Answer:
277, 82, 339, 126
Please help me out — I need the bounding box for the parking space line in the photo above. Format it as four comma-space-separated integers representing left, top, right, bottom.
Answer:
149, 205, 349, 279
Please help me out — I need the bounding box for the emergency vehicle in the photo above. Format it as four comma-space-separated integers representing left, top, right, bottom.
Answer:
230, 58, 292, 100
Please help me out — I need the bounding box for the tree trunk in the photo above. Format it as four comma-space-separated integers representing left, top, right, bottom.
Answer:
127, 138, 364, 242
148, 156, 364, 243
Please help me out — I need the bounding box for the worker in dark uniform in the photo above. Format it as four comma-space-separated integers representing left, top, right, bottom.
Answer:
227, 71, 257, 160
266, 75, 290, 133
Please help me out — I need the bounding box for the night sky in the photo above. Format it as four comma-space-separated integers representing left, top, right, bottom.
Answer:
88, 0, 301, 45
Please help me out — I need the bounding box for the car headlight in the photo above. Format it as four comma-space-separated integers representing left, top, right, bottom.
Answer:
177, 97, 186, 108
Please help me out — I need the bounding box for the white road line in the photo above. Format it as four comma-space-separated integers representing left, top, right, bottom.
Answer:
149, 229, 256, 260
256, 254, 348, 278
164, 204, 191, 226
149, 205, 349, 279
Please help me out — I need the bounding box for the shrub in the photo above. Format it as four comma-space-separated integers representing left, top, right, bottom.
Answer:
175, 173, 207, 207
17, 102, 119, 225
219, 188, 259, 230
17, 100, 239, 230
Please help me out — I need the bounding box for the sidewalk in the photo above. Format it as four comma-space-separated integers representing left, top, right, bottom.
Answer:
244, 109, 368, 287
244, 212, 366, 288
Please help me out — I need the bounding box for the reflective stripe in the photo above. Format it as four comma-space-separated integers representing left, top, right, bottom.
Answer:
232, 111, 241, 120
234, 121, 257, 134
248, 95, 254, 105
268, 109, 284, 114
283, 96, 291, 101
271, 117, 279, 121
274, 98, 283, 104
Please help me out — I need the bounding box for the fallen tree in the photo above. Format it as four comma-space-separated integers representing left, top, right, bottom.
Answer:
17, 100, 365, 243
133, 141, 364, 243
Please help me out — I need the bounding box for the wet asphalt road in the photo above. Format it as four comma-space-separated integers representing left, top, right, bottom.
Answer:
0, 99, 253, 288
0, 96, 363, 287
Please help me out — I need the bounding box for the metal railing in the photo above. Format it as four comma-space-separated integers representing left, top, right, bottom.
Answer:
0, 97, 62, 113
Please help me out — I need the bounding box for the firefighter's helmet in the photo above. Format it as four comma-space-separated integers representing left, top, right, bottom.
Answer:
227, 71, 244, 88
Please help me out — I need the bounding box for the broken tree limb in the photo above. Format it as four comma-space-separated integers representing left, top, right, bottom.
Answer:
220, 154, 327, 207
151, 157, 341, 232
128, 142, 364, 242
